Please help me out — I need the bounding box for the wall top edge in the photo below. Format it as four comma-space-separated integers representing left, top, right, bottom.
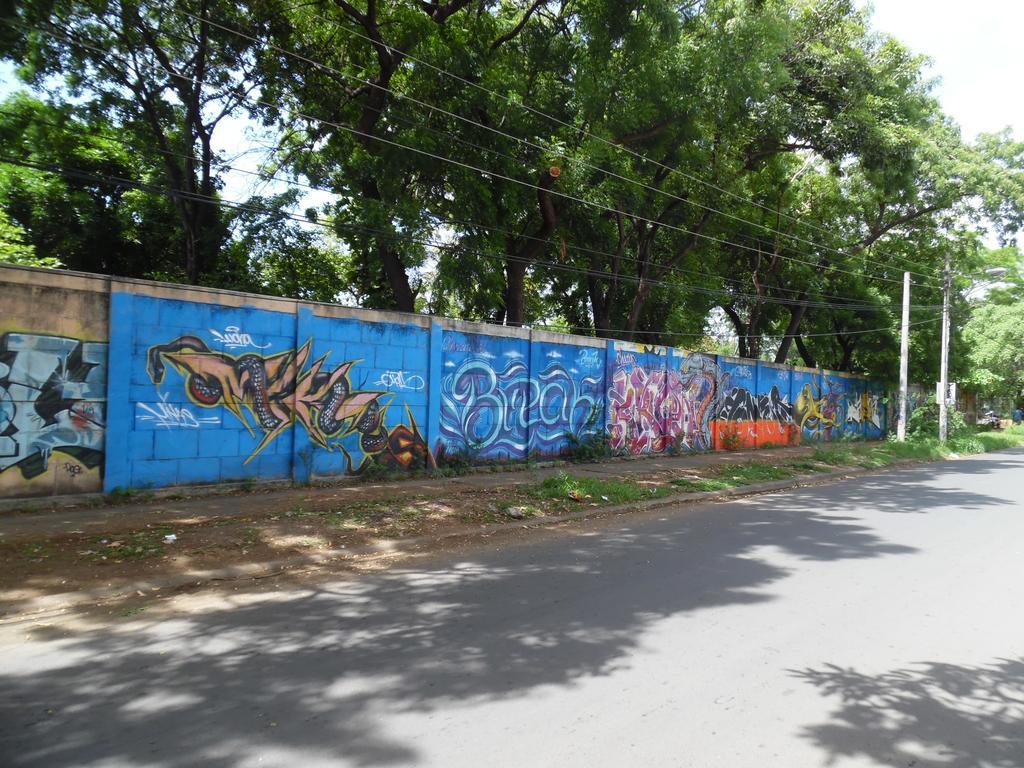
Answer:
440, 317, 532, 340
717, 354, 758, 365
0, 265, 886, 384
303, 301, 432, 329
823, 369, 871, 380
613, 340, 671, 356
0, 262, 112, 292
529, 328, 605, 348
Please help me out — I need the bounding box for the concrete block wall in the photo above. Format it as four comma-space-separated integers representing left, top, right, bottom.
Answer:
0, 268, 110, 498
0, 264, 889, 499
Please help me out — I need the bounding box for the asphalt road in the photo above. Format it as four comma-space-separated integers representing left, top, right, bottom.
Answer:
2, 449, 1024, 767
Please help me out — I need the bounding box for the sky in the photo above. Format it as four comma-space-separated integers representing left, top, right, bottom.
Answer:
864, 0, 1024, 141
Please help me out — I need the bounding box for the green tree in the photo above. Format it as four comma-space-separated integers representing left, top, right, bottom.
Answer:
0, 208, 58, 268
1, 0, 274, 282
0, 93, 182, 275
963, 302, 1024, 402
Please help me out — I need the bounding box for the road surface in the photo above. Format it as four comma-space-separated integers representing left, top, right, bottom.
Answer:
2, 449, 1024, 767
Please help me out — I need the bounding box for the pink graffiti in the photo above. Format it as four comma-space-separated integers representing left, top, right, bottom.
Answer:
608, 368, 679, 453
608, 363, 719, 454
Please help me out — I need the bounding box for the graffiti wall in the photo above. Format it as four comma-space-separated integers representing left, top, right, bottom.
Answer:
111, 295, 434, 490
862, 381, 886, 439
606, 343, 675, 454
0, 270, 109, 498
792, 368, 841, 442
437, 331, 604, 461
301, 313, 431, 477
674, 352, 720, 453
0, 266, 896, 498
714, 357, 758, 450
438, 331, 531, 461
528, 340, 605, 457
755, 363, 796, 446
0, 332, 107, 496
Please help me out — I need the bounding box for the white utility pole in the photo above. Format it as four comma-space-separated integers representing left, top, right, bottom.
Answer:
898, 271, 911, 441
939, 254, 952, 442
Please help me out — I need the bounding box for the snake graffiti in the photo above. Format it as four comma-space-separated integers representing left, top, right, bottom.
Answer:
146, 336, 431, 472
0, 332, 106, 484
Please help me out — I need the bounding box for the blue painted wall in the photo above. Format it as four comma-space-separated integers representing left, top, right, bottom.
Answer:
93, 287, 893, 493
528, 341, 605, 457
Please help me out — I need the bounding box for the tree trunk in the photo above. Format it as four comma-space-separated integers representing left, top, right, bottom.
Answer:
504, 171, 557, 327
722, 305, 749, 358
794, 335, 816, 368
775, 295, 809, 364
360, 178, 417, 312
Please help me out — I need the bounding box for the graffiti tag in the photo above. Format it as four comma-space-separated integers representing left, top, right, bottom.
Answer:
577, 348, 601, 370
137, 392, 220, 428
607, 355, 721, 454
209, 326, 271, 350
374, 370, 425, 391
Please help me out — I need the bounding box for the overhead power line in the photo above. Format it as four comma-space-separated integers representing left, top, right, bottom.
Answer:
255, 2, 947, 281
0, 153, 946, 318
0, 105, 946, 311
4, 14, 946, 292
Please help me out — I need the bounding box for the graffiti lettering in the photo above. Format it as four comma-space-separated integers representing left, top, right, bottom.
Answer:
209, 326, 270, 350
577, 348, 601, 370
795, 382, 841, 437
0, 332, 106, 479
440, 359, 530, 456
63, 462, 83, 477
147, 336, 431, 472
607, 354, 721, 454
438, 356, 602, 458
137, 392, 220, 428
374, 370, 425, 391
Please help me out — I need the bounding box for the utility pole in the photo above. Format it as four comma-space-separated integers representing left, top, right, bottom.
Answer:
939, 254, 951, 442
898, 271, 910, 441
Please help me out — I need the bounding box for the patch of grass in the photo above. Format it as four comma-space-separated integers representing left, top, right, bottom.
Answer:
717, 463, 794, 484
531, 472, 672, 505
810, 447, 848, 465
973, 428, 1024, 452
670, 477, 737, 492
786, 460, 832, 473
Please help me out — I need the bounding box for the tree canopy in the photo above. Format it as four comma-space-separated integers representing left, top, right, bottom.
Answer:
1, 0, 1022, 382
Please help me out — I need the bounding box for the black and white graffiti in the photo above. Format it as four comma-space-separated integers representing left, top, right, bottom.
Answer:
718, 387, 758, 421
757, 385, 793, 422
0, 332, 106, 480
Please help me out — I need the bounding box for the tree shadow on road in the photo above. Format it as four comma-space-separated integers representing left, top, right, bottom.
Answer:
770, 448, 1024, 516
0, 486, 926, 768
792, 657, 1024, 767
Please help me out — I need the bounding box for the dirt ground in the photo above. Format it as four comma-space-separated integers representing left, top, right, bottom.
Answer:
0, 446, 836, 615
